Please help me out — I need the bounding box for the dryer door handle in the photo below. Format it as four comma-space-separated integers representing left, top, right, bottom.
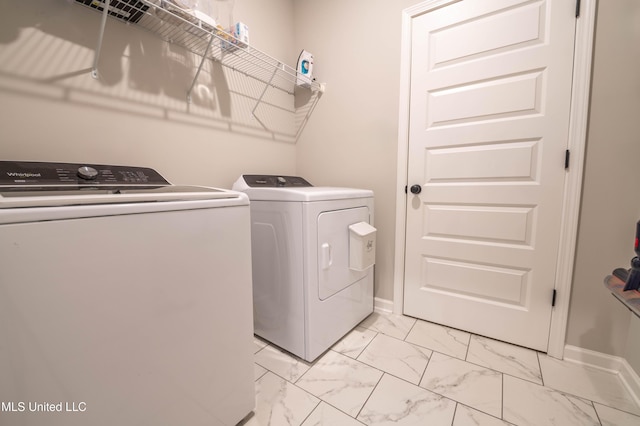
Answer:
321, 243, 332, 270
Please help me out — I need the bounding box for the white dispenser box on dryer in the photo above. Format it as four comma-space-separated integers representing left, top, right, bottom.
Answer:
349, 221, 376, 271
233, 175, 375, 362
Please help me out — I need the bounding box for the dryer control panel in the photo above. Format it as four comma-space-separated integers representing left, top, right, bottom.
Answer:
242, 175, 313, 188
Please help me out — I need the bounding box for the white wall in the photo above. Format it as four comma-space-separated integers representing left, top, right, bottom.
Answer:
0, 0, 298, 189
566, 0, 640, 359
293, 0, 417, 301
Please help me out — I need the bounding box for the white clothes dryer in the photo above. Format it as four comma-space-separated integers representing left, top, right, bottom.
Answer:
233, 175, 375, 362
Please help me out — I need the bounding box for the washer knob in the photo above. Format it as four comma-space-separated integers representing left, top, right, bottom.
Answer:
77, 166, 98, 180
276, 176, 287, 186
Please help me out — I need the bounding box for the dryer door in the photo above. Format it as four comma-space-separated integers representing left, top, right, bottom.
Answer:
317, 207, 370, 300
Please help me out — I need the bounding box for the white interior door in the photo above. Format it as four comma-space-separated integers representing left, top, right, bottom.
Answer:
403, 0, 577, 351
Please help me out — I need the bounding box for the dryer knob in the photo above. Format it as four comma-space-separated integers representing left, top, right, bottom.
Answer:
77, 166, 98, 180
276, 176, 287, 186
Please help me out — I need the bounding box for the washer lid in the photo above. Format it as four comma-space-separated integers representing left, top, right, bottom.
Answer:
0, 185, 246, 208
233, 175, 373, 201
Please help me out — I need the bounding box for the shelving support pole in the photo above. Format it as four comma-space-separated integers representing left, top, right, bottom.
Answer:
187, 33, 216, 104
251, 64, 280, 129
92, 0, 111, 79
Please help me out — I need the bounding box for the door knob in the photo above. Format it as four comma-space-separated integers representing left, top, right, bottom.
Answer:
410, 184, 422, 194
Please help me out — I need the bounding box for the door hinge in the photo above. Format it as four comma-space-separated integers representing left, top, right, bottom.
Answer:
564, 149, 570, 170
576, 0, 581, 17
552, 289, 557, 307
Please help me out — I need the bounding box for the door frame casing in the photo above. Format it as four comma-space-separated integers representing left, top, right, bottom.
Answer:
393, 0, 596, 358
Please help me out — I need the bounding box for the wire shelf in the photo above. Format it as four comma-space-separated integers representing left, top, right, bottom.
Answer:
75, 0, 323, 137
136, 2, 312, 94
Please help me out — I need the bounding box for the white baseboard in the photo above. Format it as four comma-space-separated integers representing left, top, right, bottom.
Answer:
374, 297, 393, 314
563, 345, 623, 373
621, 358, 640, 408
564, 344, 640, 407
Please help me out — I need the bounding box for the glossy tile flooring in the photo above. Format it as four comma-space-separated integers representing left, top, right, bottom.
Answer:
244, 312, 640, 426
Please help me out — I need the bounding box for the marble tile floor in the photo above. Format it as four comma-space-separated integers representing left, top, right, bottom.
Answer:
243, 312, 640, 426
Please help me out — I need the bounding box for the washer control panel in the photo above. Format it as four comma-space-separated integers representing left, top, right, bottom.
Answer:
242, 175, 312, 188
0, 161, 170, 187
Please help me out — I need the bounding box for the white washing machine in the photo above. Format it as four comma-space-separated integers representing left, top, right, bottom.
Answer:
233, 175, 376, 362
0, 161, 255, 426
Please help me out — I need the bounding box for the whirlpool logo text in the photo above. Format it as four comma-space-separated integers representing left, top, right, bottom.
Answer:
6, 172, 41, 178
